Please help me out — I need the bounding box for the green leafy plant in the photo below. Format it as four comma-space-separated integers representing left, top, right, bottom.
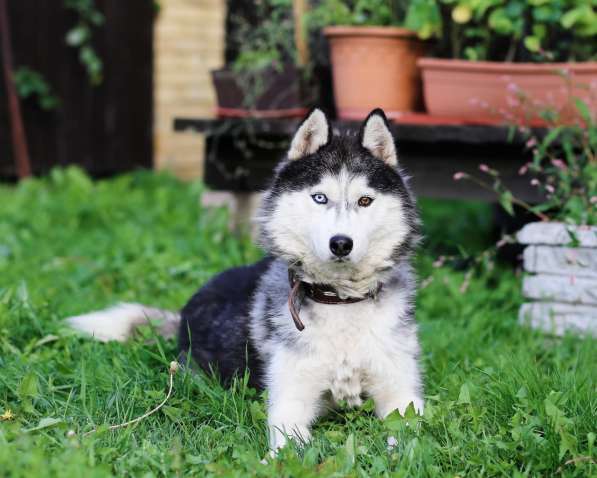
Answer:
232, 0, 296, 75
307, 0, 410, 28
229, 0, 308, 110
64, 0, 105, 85
402, 0, 597, 61
403, 0, 443, 39
13, 67, 60, 111
455, 95, 597, 225
307, 0, 442, 38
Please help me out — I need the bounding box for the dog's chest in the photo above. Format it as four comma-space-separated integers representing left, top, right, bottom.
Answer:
300, 298, 397, 404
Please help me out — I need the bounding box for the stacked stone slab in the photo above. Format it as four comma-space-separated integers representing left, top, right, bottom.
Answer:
518, 222, 597, 336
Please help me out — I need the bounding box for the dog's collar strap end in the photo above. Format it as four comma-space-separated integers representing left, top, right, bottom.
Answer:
288, 277, 305, 331
287, 269, 382, 331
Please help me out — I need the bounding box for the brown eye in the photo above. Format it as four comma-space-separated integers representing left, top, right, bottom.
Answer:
358, 196, 373, 207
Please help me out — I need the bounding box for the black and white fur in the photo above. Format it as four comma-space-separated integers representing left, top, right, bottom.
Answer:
67, 108, 424, 451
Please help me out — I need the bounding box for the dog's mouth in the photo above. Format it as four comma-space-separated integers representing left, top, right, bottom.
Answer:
331, 257, 350, 264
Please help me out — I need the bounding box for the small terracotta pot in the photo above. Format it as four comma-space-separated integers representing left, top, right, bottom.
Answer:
211, 65, 307, 118
418, 59, 597, 124
324, 26, 427, 120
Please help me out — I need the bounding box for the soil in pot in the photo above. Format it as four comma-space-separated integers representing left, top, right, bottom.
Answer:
325, 26, 427, 120
418, 59, 597, 124
211, 64, 308, 118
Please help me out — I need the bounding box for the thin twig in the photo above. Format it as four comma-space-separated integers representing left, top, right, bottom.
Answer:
555, 455, 595, 474
463, 175, 551, 222
82, 361, 178, 437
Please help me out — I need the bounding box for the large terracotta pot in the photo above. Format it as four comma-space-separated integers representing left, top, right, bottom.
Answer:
418, 59, 597, 123
324, 26, 427, 120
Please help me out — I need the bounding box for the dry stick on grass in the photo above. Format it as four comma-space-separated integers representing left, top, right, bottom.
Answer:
82, 361, 179, 437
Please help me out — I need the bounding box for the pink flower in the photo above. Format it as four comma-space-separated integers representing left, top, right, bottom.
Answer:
531, 179, 540, 186
479, 164, 490, 173
551, 159, 568, 171
496, 237, 509, 248
545, 184, 555, 194
590, 196, 597, 204
502, 111, 514, 121
453, 172, 466, 181
433, 256, 445, 268
518, 163, 529, 175
526, 137, 537, 149
506, 96, 520, 108
506, 82, 518, 93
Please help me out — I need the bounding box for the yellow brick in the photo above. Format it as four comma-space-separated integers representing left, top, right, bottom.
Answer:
153, 0, 225, 178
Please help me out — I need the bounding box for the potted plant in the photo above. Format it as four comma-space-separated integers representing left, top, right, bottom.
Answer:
307, 0, 436, 119
414, 0, 597, 123
454, 98, 597, 335
211, 0, 309, 118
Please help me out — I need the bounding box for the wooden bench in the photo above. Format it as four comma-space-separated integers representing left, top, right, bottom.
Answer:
174, 117, 539, 226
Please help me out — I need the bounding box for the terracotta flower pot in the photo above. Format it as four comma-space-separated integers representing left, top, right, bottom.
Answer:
324, 26, 427, 120
418, 59, 597, 124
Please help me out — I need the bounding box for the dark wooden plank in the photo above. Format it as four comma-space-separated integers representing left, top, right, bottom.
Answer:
174, 117, 530, 146
0, 0, 153, 179
180, 117, 539, 202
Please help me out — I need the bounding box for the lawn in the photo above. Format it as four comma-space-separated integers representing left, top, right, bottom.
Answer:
0, 168, 595, 477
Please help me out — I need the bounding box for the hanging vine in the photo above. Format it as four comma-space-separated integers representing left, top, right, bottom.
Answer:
13, 67, 60, 110
64, 0, 105, 85
12, 0, 105, 111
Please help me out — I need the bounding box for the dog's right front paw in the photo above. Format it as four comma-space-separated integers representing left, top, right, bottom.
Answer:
268, 423, 311, 455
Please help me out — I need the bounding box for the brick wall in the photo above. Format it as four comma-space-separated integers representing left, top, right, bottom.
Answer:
153, 0, 225, 179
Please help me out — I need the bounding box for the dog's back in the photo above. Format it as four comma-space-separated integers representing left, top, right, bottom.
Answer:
178, 257, 273, 387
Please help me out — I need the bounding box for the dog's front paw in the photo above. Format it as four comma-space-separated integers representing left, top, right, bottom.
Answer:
268, 422, 311, 454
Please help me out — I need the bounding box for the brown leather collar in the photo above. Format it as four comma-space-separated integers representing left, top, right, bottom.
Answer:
287, 269, 382, 331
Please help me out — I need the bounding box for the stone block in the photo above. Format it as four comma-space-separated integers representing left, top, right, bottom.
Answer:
517, 222, 597, 247
519, 302, 597, 335
523, 274, 597, 305
523, 245, 597, 278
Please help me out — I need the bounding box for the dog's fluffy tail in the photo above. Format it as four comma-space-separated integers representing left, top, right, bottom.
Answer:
66, 303, 180, 342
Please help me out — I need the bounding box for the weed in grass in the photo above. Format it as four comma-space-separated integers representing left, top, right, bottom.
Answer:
0, 168, 595, 477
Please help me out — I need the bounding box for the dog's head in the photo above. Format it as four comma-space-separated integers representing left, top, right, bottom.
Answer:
257, 108, 419, 296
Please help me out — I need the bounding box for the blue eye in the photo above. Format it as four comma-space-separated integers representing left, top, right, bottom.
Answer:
311, 193, 328, 204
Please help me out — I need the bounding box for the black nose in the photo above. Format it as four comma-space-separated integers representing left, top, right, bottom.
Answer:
329, 235, 353, 257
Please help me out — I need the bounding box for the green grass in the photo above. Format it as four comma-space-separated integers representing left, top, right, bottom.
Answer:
0, 168, 595, 477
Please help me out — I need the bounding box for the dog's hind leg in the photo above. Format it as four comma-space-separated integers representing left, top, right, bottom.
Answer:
65, 303, 180, 342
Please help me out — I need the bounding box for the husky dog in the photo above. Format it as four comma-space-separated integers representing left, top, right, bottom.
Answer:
67, 108, 424, 451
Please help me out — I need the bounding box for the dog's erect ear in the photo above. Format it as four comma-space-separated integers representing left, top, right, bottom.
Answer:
288, 108, 331, 160
360, 109, 398, 166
